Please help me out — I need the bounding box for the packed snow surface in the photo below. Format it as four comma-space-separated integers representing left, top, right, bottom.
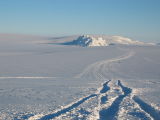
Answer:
0, 34, 160, 120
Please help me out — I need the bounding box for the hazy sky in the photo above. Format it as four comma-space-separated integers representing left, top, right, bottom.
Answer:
0, 0, 160, 42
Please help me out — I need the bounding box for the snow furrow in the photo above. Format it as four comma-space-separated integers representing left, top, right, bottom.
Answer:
117, 95, 152, 120
29, 81, 110, 120
99, 80, 132, 120
29, 50, 157, 120
133, 96, 160, 120
100, 80, 111, 93
75, 51, 135, 79
88, 80, 111, 119
116, 81, 153, 120
38, 94, 97, 120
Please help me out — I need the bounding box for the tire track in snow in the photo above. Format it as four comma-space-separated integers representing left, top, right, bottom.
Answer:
38, 94, 97, 120
114, 81, 153, 120
34, 80, 111, 120
87, 80, 111, 120
99, 80, 111, 107
99, 80, 132, 120
98, 80, 111, 106
29, 80, 157, 120
74, 51, 135, 80
36, 51, 135, 120
133, 96, 160, 120
31, 50, 155, 120
100, 80, 111, 93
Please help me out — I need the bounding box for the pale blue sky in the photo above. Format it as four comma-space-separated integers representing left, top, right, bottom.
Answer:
0, 0, 160, 42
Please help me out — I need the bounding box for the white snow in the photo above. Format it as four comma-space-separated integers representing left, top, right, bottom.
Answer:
55, 35, 155, 47
68, 35, 108, 47
0, 34, 160, 120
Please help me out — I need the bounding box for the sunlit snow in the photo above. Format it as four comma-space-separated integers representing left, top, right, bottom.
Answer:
0, 34, 159, 120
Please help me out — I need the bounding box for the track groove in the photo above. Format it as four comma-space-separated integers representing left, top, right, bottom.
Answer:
39, 94, 97, 120
99, 80, 132, 120
29, 51, 160, 120
133, 96, 160, 120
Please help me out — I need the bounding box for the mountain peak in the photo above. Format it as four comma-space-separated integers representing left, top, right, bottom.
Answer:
75, 35, 108, 47
60, 35, 155, 47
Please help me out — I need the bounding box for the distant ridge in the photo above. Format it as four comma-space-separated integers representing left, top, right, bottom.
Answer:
61, 35, 155, 47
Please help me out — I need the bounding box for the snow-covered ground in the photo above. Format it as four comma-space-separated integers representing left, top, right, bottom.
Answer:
0, 34, 160, 120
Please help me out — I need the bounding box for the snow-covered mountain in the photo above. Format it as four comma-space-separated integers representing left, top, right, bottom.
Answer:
63, 35, 107, 47
61, 35, 155, 47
